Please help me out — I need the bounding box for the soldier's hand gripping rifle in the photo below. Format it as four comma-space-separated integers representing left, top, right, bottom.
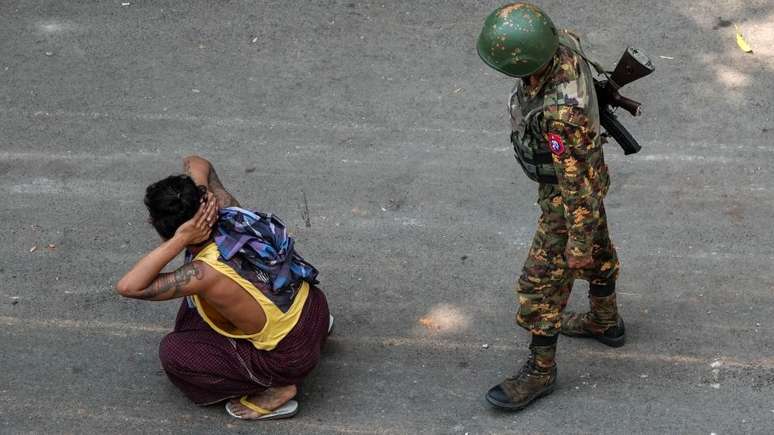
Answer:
593, 47, 655, 155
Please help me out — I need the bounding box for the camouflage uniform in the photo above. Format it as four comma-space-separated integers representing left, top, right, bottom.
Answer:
511, 34, 620, 337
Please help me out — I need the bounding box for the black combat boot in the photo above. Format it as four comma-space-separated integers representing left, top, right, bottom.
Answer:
486, 341, 557, 411
560, 283, 625, 347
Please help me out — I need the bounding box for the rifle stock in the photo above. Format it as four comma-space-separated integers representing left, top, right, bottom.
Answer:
610, 47, 655, 88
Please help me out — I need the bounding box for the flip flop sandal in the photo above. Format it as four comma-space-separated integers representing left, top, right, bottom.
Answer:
328, 314, 335, 336
225, 397, 298, 421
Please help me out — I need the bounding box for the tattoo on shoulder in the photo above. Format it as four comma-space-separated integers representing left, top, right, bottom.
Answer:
139, 263, 204, 299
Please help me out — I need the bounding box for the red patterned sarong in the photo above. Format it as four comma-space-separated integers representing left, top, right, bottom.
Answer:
159, 286, 329, 405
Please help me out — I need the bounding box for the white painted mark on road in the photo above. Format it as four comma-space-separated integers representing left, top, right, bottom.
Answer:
4, 315, 773, 370
0, 150, 161, 162
0, 106, 504, 137
640, 154, 739, 164
9, 177, 63, 194
5, 177, 136, 198
37, 21, 77, 34
394, 217, 425, 227
0, 315, 168, 336
0, 107, 766, 169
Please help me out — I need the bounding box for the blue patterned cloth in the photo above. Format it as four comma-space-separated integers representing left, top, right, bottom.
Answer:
213, 207, 319, 292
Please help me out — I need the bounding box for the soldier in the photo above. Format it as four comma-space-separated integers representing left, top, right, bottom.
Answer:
477, 3, 626, 410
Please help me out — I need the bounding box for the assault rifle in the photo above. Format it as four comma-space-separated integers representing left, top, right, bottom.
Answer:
594, 47, 655, 155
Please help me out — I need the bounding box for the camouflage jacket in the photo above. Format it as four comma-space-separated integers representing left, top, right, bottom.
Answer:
526, 35, 610, 260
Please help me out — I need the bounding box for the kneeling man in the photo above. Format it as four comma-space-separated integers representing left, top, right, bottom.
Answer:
116, 155, 331, 421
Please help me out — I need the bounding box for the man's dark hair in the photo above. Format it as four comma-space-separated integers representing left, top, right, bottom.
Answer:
144, 175, 205, 240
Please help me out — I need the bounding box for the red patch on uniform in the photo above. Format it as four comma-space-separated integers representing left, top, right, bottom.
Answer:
547, 133, 565, 156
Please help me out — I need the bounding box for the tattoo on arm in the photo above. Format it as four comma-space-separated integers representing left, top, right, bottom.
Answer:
181, 157, 239, 207
207, 166, 240, 207
138, 263, 203, 300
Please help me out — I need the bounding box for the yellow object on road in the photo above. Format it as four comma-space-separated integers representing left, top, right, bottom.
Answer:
735, 25, 753, 53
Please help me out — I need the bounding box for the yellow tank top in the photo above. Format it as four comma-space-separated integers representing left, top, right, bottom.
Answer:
192, 242, 309, 350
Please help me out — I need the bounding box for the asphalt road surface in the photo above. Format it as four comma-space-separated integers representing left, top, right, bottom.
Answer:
1, 1, 773, 434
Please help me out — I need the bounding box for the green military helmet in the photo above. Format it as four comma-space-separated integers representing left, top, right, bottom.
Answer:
477, 3, 559, 77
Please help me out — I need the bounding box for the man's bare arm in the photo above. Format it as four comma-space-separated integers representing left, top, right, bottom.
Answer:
116, 199, 217, 300
206, 165, 240, 207
133, 262, 205, 301
183, 155, 240, 207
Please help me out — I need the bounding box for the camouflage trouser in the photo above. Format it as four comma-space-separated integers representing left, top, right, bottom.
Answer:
516, 183, 620, 336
